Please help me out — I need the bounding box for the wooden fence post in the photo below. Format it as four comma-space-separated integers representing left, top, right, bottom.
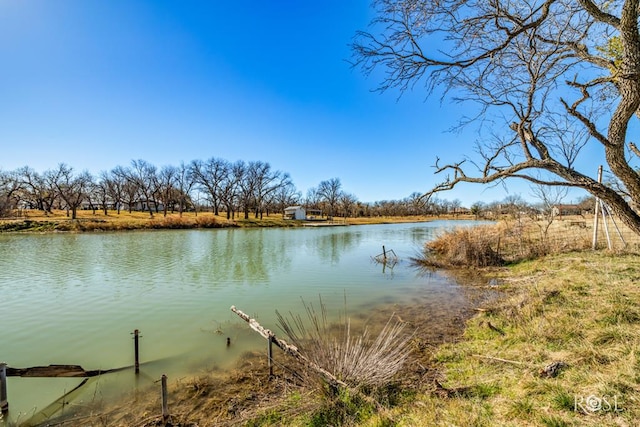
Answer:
161, 374, 169, 422
133, 329, 140, 374
0, 362, 8, 414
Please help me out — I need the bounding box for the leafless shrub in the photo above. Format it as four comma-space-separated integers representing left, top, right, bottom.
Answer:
276, 298, 413, 390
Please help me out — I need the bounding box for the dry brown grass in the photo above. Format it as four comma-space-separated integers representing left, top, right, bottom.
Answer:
422, 224, 505, 267
0, 210, 239, 232
415, 215, 637, 268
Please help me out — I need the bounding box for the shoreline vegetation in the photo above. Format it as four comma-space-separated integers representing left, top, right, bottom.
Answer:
0, 210, 457, 233
5, 215, 640, 426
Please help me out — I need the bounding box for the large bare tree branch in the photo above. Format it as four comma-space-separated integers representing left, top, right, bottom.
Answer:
353, 0, 640, 235
578, 0, 621, 27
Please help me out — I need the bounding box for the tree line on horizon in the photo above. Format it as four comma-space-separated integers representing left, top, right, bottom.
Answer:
0, 158, 460, 221
0, 158, 593, 222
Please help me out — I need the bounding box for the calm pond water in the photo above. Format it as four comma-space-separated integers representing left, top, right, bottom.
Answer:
0, 220, 485, 424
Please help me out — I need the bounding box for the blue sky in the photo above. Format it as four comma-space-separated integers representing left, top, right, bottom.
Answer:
0, 1, 591, 206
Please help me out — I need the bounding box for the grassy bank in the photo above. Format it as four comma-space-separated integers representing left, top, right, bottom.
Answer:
397, 219, 640, 426
393, 251, 640, 426
0, 210, 454, 232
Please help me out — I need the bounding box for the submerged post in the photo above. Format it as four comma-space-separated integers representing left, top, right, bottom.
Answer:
0, 362, 8, 414
268, 336, 274, 378
161, 374, 169, 422
382, 245, 387, 261
133, 329, 140, 374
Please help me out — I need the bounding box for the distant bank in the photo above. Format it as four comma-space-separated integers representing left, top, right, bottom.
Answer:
0, 210, 475, 233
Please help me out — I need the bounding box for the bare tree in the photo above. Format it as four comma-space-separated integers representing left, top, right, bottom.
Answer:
50, 164, 93, 220
0, 169, 22, 217
157, 165, 178, 217
317, 178, 343, 219
577, 194, 597, 212
304, 187, 322, 213
128, 159, 158, 217
175, 161, 195, 217
502, 194, 529, 221
220, 160, 245, 219
250, 161, 275, 219
353, 0, 640, 235
406, 192, 426, 216
3, 157, 305, 221
450, 198, 462, 217
239, 161, 260, 219
190, 157, 228, 216
339, 192, 358, 218
273, 179, 300, 218
251, 162, 292, 219
90, 174, 108, 215
470, 201, 486, 220
103, 169, 125, 214
530, 183, 569, 243
355, 201, 370, 217
112, 166, 137, 214
17, 166, 56, 213
428, 197, 448, 216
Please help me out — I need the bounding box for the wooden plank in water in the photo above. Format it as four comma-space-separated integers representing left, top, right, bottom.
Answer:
7, 365, 87, 377
6, 364, 131, 378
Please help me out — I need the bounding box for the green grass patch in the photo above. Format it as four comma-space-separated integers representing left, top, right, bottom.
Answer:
392, 251, 640, 426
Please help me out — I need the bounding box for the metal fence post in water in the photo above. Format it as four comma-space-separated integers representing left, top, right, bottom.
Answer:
0, 362, 8, 414
132, 329, 140, 374
161, 374, 169, 422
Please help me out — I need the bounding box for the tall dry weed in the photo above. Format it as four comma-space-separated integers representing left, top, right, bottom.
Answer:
276, 298, 413, 390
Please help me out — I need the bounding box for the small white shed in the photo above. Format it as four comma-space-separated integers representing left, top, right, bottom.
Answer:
284, 206, 306, 220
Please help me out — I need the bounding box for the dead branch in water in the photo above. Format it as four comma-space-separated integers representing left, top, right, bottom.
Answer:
230, 305, 349, 391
